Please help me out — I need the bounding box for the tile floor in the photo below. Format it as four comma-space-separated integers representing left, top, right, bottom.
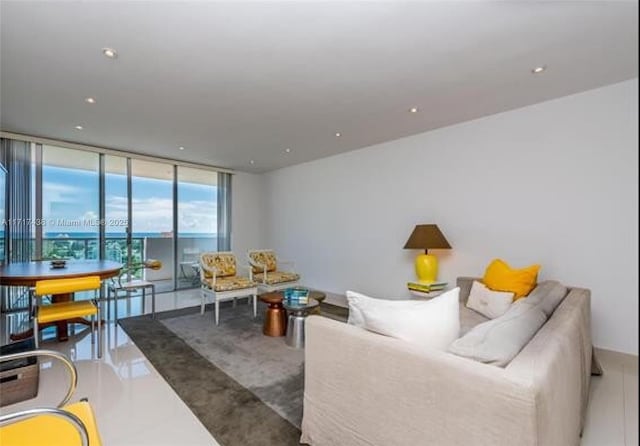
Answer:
1, 288, 638, 446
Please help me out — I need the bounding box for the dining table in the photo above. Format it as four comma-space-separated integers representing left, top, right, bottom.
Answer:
0, 259, 122, 342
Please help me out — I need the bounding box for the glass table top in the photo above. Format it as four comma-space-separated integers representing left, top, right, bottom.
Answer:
283, 297, 319, 312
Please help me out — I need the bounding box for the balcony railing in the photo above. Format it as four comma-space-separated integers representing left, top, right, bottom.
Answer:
1, 235, 216, 315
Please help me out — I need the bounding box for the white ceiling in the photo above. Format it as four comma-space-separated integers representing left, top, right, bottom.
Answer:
0, 1, 637, 173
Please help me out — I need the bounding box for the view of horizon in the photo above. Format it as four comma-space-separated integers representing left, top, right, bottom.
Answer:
44, 163, 217, 236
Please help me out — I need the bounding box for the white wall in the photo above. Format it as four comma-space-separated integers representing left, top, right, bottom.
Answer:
264, 79, 639, 355
231, 172, 267, 260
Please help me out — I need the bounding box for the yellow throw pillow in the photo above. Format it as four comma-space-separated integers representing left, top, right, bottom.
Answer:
482, 258, 541, 300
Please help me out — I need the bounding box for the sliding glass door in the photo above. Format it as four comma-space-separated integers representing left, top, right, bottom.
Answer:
41, 146, 99, 260
131, 160, 175, 293
1, 136, 227, 294
104, 155, 129, 265
176, 167, 217, 289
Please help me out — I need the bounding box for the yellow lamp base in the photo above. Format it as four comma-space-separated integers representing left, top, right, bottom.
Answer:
414, 253, 438, 284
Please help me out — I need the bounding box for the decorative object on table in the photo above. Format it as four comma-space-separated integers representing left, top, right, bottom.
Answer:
403, 224, 451, 284
199, 252, 257, 325
407, 281, 447, 293
247, 249, 300, 292
284, 287, 309, 304
107, 259, 163, 323
482, 258, 540, 299
49, 259, 67, 269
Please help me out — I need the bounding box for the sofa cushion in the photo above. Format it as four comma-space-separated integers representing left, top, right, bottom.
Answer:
249, 250, 277, 273
253, 271, 300, 285
204, 276, 256, 292
466, 280, 514, 319
448, 300, 548, 366
522, 280, 568, 317
201, 253, 236, 278
346, 288, 460, 351
483, 258, 541, 299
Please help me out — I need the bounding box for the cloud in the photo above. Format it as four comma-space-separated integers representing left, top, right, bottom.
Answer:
105, 195, 216, 234
44, 184, 217, 234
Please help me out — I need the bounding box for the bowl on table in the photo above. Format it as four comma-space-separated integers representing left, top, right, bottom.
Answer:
49, 260, 67, 269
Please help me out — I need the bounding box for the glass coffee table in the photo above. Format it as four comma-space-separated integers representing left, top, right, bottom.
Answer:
282, 297, 320, 349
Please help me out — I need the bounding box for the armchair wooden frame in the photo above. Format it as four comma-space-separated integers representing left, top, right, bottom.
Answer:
199, 252, 258, 325
247, 249, 300, 292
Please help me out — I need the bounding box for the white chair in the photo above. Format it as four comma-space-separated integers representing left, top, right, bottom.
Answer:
247, 249, 300, 292
200, 252, 258, 325
179, 247, 200, 285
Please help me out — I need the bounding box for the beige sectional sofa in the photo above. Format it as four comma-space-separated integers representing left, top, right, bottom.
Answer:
301, 277, 595, 446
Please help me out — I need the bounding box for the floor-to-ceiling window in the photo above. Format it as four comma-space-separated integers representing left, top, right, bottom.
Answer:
41, 145, 99, 260
131, 160, 175, 293
1, 136, 227, 295
104, 155, 130, 265
177, 166, 217, 289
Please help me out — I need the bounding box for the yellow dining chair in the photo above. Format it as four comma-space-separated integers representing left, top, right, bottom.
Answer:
0, 349, 103, 446
33, 276, 102, 359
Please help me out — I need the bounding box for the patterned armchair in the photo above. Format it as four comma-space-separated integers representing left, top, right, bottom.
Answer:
247, 249, 300, 292
199, 252, 257, 325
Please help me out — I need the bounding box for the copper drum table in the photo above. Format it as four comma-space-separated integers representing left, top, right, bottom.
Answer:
259, 290, 326, 337
259, 293, 288, 336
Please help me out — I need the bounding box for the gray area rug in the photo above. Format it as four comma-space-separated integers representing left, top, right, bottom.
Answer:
119, 299, 348, 446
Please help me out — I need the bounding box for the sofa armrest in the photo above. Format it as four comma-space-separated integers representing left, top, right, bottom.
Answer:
506, 287, 593, 444
302, 316, 538, 446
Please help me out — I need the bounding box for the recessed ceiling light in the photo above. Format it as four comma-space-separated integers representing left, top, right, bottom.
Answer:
250, 160, 255, 165
74, 125, 83, 130
284, 148, 292, 153
85, 97, 96, 104
409, 107, 419, 113
102, 47, 118, 59
179, 146, 185, 150
335, 132, 341, 137
532, 66, 546, 74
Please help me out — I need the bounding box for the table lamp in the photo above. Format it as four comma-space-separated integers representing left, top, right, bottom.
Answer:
403, 224, 451, 284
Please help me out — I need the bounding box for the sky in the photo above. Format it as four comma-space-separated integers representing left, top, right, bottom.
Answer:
43, 166, 217, 235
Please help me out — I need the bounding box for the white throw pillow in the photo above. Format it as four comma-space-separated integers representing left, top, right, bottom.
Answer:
466, 280, 514, 319
345, 288, 460, 351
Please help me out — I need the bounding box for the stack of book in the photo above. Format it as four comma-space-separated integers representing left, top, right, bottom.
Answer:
407, 281, 447, 293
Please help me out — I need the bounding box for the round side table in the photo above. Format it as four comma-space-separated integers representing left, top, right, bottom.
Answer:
308, 290, 326, 315
259, 293, 288, 336
283, 298, 319, 349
